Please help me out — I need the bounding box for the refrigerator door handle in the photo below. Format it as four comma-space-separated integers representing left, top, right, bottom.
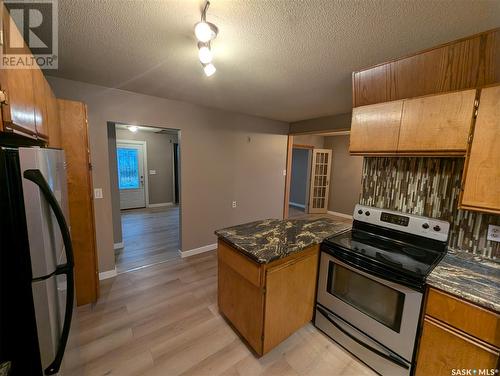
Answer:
23, 169, 75, 376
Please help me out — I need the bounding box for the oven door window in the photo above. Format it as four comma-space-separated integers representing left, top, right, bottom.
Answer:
327, 261, 405, 332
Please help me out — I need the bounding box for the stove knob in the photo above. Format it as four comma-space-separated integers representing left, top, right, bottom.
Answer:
422, 223, 429, 229
365, 211, 370, 216
358, 209, 363, 215
433, 225, 441, 232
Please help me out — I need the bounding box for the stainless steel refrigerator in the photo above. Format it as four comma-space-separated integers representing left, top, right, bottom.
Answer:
0, 146, 79, 375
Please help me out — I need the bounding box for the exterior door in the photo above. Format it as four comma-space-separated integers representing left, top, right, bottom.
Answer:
308, 149, 332, 214
117, 141, 146, 209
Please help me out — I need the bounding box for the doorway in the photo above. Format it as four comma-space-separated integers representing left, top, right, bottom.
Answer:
107, 123, 181, 273
284, 132, 362, 220
116, 140, 147, 209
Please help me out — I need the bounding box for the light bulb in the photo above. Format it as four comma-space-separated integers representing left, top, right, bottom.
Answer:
128, 126, 138, 133
203, 63, 216, 77
198, 46, 213, 64
195, 22, 216, 42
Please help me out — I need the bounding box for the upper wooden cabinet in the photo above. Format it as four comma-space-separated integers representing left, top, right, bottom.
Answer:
0, 6, 37, 137
350, 90, 476, 155
353, 28, 500, 108
350, 100, 402, 153
460, 85, 500, 214
398, 90, 476, 153
0, 4, 59, 143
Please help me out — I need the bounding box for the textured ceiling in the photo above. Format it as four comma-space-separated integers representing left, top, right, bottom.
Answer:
49, 0, 500, 122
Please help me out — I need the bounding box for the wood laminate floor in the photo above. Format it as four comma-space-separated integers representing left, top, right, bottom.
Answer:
116, 206, 180, 273
71, 251, 375, 376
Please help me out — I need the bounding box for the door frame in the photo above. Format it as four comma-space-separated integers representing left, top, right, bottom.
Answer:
116, 139, 149, 208
283, 130, 351, 218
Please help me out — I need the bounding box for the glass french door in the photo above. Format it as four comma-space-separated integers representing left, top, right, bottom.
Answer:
116, 141, 146, 209
308, 149, 332, 214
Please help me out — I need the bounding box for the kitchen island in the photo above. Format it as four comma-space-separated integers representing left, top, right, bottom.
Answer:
215, 217, 350, 356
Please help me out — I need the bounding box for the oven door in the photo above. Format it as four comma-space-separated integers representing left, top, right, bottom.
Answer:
317, 251, 422, 361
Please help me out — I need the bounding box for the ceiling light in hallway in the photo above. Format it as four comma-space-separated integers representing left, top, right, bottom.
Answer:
203, 63, 216, 77
195, 1, 217, 76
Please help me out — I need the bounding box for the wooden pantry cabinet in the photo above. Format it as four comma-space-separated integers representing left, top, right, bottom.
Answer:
217, 240, 319, 356
58, 99, 100, 306
350, 89, 477, 155
415, 288, 500, 376
460, 85, 500, 214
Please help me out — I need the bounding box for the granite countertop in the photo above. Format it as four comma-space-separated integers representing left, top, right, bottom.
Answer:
215, 218, 351, 264
427, 249, 500, 312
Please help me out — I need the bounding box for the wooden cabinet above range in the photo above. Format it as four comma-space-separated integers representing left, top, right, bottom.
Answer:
352, 28, 500, 108
350, 89, 477, 156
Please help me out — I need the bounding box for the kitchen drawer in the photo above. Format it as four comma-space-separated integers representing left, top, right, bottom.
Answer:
426, 288, 500, 348
415, 316, 500, 376
218, 240, 263, 287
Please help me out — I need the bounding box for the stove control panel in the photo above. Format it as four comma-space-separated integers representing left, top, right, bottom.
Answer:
353, 205, 450, 242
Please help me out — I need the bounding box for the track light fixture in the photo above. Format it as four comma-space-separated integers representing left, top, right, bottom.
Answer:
195, 1, 217, 76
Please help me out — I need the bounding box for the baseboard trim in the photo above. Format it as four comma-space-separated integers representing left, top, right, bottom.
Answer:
113, 242, 124, 250
289, 202, 306, 209
99, 267, 117, 280
179, 243, 217, 258
148, 202, 174, 208
327, 210, 353, 220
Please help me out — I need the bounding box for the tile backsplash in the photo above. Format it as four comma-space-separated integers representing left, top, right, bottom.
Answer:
359, 157, 500, 260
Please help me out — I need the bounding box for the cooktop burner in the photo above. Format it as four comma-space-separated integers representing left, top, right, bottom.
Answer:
324, 229, 445, 280
321, 205, 450, 290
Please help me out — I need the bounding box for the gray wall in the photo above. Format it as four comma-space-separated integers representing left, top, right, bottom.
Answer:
289, 148, 310, 206
107, 123, 123, 245
115, 128, 178, 205
324, 135, 363, 215
292, 134, 325, 148
48, 76, 289, 273
290, 112, 351, 134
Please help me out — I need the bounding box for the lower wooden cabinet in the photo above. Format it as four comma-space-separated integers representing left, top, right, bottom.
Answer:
416, 317, 499, 375
217, 240, 319, 356
415, 288, 500, 375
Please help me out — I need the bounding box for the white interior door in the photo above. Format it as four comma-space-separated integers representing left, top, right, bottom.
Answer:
308, 149, 332, 214
117, 141, 146, 209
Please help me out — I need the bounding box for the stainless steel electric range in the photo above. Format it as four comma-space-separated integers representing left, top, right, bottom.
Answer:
315, 204, 450, 376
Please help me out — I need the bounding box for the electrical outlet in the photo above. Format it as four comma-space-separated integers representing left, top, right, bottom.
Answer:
487, 225, 500, 242
94, 188, 103, 199
232, 201, 237, 208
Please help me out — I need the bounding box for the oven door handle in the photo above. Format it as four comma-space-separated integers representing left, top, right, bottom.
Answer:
316, 306, 410, 370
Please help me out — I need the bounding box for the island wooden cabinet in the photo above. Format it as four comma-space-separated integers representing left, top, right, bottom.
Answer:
217, 240, 319, 356
415, 288, 500, 375
350, 89, 477, 156
460, 85, 500, 214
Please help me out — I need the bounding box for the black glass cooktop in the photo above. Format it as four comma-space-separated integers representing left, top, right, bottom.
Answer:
322, 224, 447, 290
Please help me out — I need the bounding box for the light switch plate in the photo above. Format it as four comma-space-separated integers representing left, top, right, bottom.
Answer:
149, 170, 157, 175
94, 188, 103, 199
487, 224, 500, 242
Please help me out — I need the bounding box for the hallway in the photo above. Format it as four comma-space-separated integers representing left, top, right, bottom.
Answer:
116, 206, 180, 273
